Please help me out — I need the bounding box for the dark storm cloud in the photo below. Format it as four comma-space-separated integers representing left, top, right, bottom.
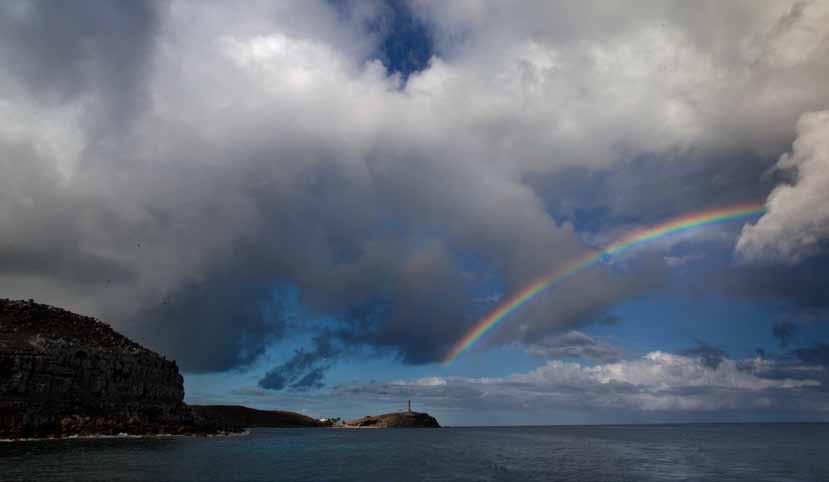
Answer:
259, 333, 340, 390
2, 0, 829, 378
525, 149, 779, 235
718, 253, 829, 313
0, 0, 159, 124
0, 140, 136, 287
772, 320, 798, 348
126, 268, 287, 373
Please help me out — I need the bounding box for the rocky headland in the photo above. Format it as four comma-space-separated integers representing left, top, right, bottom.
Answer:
191, 405, 329, 428
0, 298, 441, 439
0, 299, 237, 439
344, 411, 440, 428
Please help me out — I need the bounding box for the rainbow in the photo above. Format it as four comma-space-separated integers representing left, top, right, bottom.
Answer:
443, 201, 767, 363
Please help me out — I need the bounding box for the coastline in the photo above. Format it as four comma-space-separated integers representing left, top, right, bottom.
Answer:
334, 425, 381, 429
0, 429, 251, 443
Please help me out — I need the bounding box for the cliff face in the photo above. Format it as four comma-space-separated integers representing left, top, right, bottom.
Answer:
0, 299, 223, 438
345, 411, 440, 428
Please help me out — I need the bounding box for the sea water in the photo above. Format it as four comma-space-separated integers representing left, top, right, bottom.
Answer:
2, 424, 828, 481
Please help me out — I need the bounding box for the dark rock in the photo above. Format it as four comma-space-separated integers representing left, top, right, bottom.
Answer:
0, 298, 238, 439
344, 411, 440, 428
191, 405, 327, 428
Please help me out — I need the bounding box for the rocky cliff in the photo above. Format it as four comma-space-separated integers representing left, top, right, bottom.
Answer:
344, 411, 440, 428
0, 299, 232, 438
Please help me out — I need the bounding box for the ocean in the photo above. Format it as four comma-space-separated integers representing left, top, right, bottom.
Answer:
2, 424, 828, 481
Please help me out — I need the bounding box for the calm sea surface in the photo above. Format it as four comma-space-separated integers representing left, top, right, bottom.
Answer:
2, 424, 828, 481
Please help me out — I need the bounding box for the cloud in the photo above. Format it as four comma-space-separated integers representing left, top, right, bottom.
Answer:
738, 110, 829, 262
793, 343, 829, 368
526, 150, 776, 236
527, 331, 623, 363
716, 244, 829, 317
737, 348, 829, 389
126, 270, 288, 372
413, 0, 829, 163
772, 320, 799, 348
259, 332, 340, 390
679, 340, 727, 370
335, 350, 825, 413
1, 1, 828, 373
0, 0, 159, 127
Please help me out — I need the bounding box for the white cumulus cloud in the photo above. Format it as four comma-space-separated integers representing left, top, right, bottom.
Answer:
336, 351, 825, 414
738, 110, 829, 262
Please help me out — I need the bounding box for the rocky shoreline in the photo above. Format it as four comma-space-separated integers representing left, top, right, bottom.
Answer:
0, 428, 250, 443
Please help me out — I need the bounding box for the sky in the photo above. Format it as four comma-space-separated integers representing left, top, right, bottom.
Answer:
1, 0, 829, 425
